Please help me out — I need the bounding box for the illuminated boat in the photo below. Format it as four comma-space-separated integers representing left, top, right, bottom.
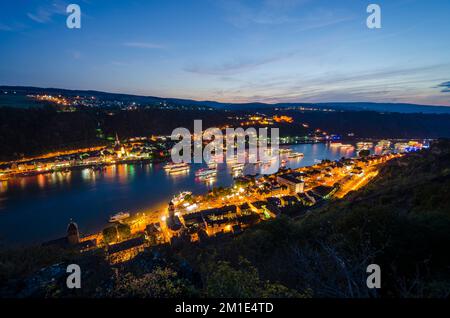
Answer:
201, 174, 216, 183
330, 142, 343, 147
225, 156, 238, 164
340, 144, 354, 150
231, 163, 245, 171
195, 167, 217, 177
356, 142, 373, 150
172, 191, 192, 205
164, 162, 190, 173
207, 162, 218, 169
376, 140, 391, 150
279, 148, 293, 155
287, 152, 304, 158
109, 211, 130, 223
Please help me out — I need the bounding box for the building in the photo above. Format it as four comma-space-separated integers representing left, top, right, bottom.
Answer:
107, 236, 146, 264
311, 185, 337, 199
238, 203, 253, 215
250, 201, 280, 218
182, 205, 239, 236
167, 201, 182, 232
183, 211, 206, 233
277, 174, 305, 194
42, 221, 97, 252
280, 195, 301, 207
145, 223, 165, 245
67, 221, 80, 245
113, 133, 126, 157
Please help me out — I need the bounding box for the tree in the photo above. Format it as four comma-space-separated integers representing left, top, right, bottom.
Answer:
206, 260, 260, 298
358, 149, 370, 157
205, 259, 302, 298
117, 223, 131, 240
111, 267, 197, 298
102, 226, 118, 244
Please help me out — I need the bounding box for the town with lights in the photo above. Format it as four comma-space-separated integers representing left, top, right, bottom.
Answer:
33, 138, 416, 265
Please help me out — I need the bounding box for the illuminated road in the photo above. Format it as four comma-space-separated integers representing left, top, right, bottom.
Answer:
335, 169, 379, 198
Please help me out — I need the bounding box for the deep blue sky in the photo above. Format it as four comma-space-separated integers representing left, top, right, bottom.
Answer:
0, 0, 449, 105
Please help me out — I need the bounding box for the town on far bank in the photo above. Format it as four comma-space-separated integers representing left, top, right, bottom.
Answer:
39, 138, 426, 265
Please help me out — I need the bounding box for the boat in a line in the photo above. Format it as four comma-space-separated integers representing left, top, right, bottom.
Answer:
163, 162, 190, 173
340, 144, 354, 150
279, 148, 293, 155
195, 167, 217, 177
231, 163, 245, 171
287, 152, 304, 159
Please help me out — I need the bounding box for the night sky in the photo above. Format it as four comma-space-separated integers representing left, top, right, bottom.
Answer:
1, 0, 449, 105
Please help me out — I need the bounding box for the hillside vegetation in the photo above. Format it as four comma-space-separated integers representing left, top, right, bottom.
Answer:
1, 140, 449, 298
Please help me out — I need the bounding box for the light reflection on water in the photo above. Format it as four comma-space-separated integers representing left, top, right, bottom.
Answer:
0, 143, 363, 245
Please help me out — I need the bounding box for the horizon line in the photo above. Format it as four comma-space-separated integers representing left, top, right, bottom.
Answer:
1, 84, 450, 109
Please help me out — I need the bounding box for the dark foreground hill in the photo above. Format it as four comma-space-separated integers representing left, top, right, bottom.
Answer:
1, 140, 449, 298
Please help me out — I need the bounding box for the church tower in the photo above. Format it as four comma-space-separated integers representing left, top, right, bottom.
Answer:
67, 220, 80, 245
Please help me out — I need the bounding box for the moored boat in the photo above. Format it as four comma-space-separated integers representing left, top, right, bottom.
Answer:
287, 152, 304, 158
109, 211, 130, 223
172, 191, 192, 205
195, 167, 217, 177
164, 162, 189, 173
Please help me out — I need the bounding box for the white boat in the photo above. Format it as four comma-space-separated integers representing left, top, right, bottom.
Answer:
356, 142, 373, 150
195, 167, 217, 177
279, 148, 293, 155
201, 174, 216, 182
164, 162, 189, 173
225, 156, 238, 164
207, 162, 218, 169
163, 162, 187, 170
231, 163, 245, 170
172, 191, 192, 205
287, 152, 304, 158
340, 144, 354, 150
109, 211, 130, 223
376, 140, 391, 150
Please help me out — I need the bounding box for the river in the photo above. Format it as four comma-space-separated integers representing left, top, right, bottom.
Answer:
0, 143, 367, 245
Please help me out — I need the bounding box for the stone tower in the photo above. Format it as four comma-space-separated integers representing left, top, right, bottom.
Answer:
67, 220, 80, 245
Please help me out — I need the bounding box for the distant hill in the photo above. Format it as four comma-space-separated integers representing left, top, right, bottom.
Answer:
1, 85, 450, 114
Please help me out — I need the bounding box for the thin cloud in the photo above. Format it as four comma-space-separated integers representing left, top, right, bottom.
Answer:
295, 15, 354, 32
0, 23, 14, 31
437, 81, 450, 93
219, 0, 309, 28
111, 61, 130, 66
204, 64, 450, 106
185, 51, 297, 76
123, 42, 166, 49
27, 1, 67, 24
